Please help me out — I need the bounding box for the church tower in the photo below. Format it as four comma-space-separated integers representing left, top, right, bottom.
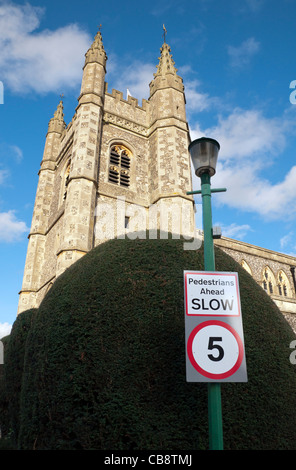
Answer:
17, 30, 195, 314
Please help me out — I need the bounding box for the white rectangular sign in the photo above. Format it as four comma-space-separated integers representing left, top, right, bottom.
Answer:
184, 271, 247, 383
184, 271, 241, 317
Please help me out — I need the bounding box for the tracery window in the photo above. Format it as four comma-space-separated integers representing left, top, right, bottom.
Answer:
108, 145, 131, 188
277, 270, 290, 297
262, 267, 276, 295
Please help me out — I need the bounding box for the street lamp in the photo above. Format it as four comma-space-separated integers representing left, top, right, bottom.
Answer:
187, 136, 226, 451
189, 137, 220, 177
188, 137, 224, 271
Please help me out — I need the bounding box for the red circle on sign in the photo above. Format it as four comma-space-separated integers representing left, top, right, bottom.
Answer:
187, 320, 244, 380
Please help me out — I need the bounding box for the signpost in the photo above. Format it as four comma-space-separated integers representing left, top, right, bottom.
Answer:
184, 271, 247, 383
186, 138, 248, 449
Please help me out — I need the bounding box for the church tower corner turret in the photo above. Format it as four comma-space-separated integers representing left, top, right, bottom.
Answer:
41, 100, 66, 170
78, 29, 107, 108
56, 29, 107, 277
47, 99, 66, 136
17, 99, 66, 314
149, 41, 185, 98
147, 36, 194, 236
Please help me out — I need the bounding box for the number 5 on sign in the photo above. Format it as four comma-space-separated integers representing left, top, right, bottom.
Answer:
186, 320, 247, 382
207, 336, 224, 362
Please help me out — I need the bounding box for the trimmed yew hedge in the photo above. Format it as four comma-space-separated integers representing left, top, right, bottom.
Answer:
0, 335, 10, 445
3, 237, 296, 449
0, 308, 36, 448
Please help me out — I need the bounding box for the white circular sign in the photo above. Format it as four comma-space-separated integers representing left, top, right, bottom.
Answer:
187, 320, 244, 379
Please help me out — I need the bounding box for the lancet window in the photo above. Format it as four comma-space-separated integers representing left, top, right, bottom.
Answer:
262, 267, 276, 295
241, 260, 252, 276
277, 270, 290, 297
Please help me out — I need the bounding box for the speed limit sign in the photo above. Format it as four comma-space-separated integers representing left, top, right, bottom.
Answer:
187, 320, 244, 380
184, 271, 247, 382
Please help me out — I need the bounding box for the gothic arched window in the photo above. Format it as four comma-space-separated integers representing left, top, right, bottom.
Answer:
262, 267, 276, 295
277, 270, 290, 297
108, 145, 131, 188
241, 260, 252, 276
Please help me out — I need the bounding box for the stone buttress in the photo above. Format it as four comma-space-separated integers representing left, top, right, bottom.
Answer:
18, 102, 66, 313
56, 31, 107, 277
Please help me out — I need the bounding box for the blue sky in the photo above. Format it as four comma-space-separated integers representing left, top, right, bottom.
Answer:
1, 0, 296, 335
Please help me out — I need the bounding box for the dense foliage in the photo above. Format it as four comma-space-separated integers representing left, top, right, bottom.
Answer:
2, 237, 296, 449
0, 309, 36, 448
0, 335, 11, 447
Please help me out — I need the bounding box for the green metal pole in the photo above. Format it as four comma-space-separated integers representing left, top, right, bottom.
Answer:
200, 172, 215, 272
200, 171, 224, 451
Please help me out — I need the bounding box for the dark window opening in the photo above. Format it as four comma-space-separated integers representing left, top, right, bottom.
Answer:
120, 171, 130, 187
125, 216, 130, 229
278, 284, 282, 296
108, 145, 131, 188
108, 166, 119, 184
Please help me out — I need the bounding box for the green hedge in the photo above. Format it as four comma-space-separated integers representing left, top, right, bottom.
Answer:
4, 308, 36, 446
0, 335, 10, 444
9, 237, 296, 449
0, 309, 36, 449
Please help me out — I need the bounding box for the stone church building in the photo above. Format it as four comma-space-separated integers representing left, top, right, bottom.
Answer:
17, 30, 296, 333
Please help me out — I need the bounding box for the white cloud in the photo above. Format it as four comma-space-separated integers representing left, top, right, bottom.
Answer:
184, 79, 212, 113
190, 107, 288, 161
228, 37, 260, 68
178, 65, 221, 114
10, 145, 23, 162
0, 143, 23, 164
213, 161, 296, 220
189, 107, 296, 220
0, 2, 91, 94
108, 57, 155, 101
0, 322, 12, 339
217, 223, 253, 240
280, 232, 294, 250
0, 210, 28, 242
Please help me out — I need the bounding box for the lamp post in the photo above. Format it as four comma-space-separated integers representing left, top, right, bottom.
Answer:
187, 137, 225, 451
